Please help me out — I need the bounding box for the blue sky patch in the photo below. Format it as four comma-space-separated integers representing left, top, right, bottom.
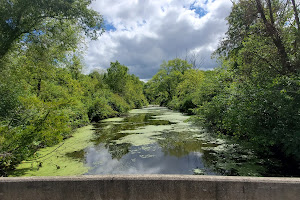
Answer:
187, 1, 208, 18
189, 3, 208, 18
104, 20, 117, 32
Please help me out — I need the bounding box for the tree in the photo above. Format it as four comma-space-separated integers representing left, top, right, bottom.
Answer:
0, 0, 104, 60
104, 61, 129, 95
210, 0, 300, 166
169, 69, 205, 113
216, 0, 299, 75
254, 0, 293, 73
145, 58, 192, 106
124, 74, 147, 108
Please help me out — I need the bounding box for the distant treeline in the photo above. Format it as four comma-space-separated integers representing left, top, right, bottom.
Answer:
145, 0, 300, 176
0, 0, 147, 176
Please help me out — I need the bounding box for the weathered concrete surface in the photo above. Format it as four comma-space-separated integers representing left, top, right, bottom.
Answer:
0, 175, 300, 200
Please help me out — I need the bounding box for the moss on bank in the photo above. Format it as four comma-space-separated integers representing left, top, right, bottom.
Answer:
9, 125, 94, 177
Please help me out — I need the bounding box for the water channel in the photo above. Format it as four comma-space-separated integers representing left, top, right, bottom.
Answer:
10, 106, 265, 177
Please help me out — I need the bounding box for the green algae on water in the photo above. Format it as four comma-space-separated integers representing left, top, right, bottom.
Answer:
193, 168, 205, 175
114, 125, 173, 146
102, 117, 124, 122
10, 106, 268, 177
9, 125, 94, 177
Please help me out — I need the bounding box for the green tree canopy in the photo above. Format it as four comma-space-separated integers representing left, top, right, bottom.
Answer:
215, 0, 300, 76
104, 61, 129, 95
145, 58, 192, 106
0, 0, 104, 60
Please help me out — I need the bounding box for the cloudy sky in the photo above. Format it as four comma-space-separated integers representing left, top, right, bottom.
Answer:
84, 0, 233, 80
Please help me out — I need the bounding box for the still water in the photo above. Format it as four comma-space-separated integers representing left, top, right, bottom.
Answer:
10, 106, 264, 177
83, 106, 217, 175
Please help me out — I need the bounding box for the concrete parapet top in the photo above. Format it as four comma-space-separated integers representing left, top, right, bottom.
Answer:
1, 174, 300, 183
1, 175, 300, 200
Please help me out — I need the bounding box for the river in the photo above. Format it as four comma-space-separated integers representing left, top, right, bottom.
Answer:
9, 106, 265, 177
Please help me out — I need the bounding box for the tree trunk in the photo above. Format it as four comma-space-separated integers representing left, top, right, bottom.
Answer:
291, 0, 300, 30
255, 0, 293, 74
37, 78, 41, 97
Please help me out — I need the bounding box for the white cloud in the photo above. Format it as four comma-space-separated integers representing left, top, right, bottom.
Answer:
84, 0, 232, 79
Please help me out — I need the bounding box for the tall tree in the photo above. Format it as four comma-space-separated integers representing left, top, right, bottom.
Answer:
145, 58, 192, 106
255, 0, 293, 73
104, 61, 129, 95
216, 0, 299, 75
209, 0, 300, 167
0, 0, 104, 60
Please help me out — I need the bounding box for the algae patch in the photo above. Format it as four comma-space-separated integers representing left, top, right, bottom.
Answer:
193, 168, 205, 175
10, 106, 266, 177
152, 110, 189, 124
102, 117, 124, 122
114, 125, 173, 146
10, 125, 94, 177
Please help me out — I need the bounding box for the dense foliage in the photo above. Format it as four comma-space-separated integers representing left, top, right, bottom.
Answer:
0, 0, 147, 176
0, 0, 104, 60
1, 0, 299, 177
146, 0, 300, 175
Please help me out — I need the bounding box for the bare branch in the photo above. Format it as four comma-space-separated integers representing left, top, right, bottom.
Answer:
266, 0, 275, 25
255, 0, 293, 74
292, 0, 300, 30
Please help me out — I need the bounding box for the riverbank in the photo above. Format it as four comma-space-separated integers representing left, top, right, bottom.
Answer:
9, 106, 269, 177
9, 126, 95, 177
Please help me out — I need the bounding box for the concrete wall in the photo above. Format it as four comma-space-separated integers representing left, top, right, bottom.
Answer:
0, 175, 300, 200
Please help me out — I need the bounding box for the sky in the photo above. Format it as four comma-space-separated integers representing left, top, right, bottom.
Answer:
84, 0, 233, 80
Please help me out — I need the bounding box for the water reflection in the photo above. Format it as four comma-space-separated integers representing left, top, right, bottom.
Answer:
84, 107, 217, 175
91, 113, 175, 146
85, 143, 214, 175
157, 131, 218, 157
10, 107, 267, 177
74, 106, 265, 176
